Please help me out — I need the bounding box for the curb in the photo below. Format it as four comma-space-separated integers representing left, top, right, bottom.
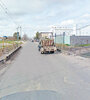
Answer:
0, 46, 22, 64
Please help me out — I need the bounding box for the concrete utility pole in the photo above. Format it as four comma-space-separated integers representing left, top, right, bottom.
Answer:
17, 32, 19, 41
52, 26, 56, 36
73, 24, 77, 35
16, 27, 19, 33
20, 26, 22, 38
63, 32, 65, 44
55, 33, 56, 44
16, 26, 22, 40
16, 27, 19, 41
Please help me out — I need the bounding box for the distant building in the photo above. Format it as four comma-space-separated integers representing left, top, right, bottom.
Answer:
70, 36, 90, 45
39, 32, 53, 39
7, 37, 16, 40
0, 37, 3, 40
0, 36, 16, 41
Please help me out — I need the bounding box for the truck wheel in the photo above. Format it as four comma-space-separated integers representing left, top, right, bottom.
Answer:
38, 48, 40, 51
41, 52, 44, 54
52, 51, 54, 53
51, 51, 54, 53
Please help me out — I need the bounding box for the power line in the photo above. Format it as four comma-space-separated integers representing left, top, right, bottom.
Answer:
0, 0, 24, 37
0, 0, 18, 26
77, 24, 90, 30
0, 0, 23, 37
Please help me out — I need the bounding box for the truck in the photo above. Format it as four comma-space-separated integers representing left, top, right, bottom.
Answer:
38, 39, 57, 54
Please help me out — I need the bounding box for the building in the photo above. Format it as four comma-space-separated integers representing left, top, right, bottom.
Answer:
70, 36, 90, 45
0, 37, 3, 40
0, 36, 16, 41
39, 32, 53, 39
7, 37, 16, 40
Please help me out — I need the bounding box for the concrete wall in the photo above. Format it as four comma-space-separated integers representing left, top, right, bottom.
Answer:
54, 35, 90, 46
55, 36, 63, 44
64, 36, 70, 44
70, 36, 90, 45
54, 35, 70, 45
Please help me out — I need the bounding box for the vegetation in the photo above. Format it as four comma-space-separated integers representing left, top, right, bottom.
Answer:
0, 40, 23, 57
0, 40, 23, 44
13, 32, 21, 40
0, 35, 23, 57
56, 43, 70, 47
55, 43, 90, 47
34, 32, 40, 40
79, 44, 90, 47
13, 32, 18, 40
0, 41, 14, 44
65, 44, 71, 46
22, 34, 29, 41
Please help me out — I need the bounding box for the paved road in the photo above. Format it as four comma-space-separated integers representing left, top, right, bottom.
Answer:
0, 42, 90, 100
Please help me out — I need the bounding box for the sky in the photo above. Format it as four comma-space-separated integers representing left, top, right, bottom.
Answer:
0, 0, 90, 37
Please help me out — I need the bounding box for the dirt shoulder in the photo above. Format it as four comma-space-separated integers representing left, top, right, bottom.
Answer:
60, 53, 90, 69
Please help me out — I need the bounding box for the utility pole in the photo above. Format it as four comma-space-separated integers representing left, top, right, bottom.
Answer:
16, 27, 19, 33
16, 26, 19, 41
63, 32, 65, 44
55, 33, 56, 44
20, 26, 22, 39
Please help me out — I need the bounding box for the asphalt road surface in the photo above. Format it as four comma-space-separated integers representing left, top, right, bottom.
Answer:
0, 42, 90, 100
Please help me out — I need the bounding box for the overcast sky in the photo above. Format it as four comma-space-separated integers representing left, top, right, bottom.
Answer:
0, 0, 90, 37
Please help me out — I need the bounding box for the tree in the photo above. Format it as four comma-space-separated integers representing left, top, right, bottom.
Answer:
22, 34, 29, 41
13, 32, 21, 40
35, 32, 40, 39
13, 32, 17, 40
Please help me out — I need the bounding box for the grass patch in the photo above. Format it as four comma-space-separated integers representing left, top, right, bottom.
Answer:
0, 40, 23, 44
0, 41, 15, 44
55, 43, 70, 47
79, 44, 90, 47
